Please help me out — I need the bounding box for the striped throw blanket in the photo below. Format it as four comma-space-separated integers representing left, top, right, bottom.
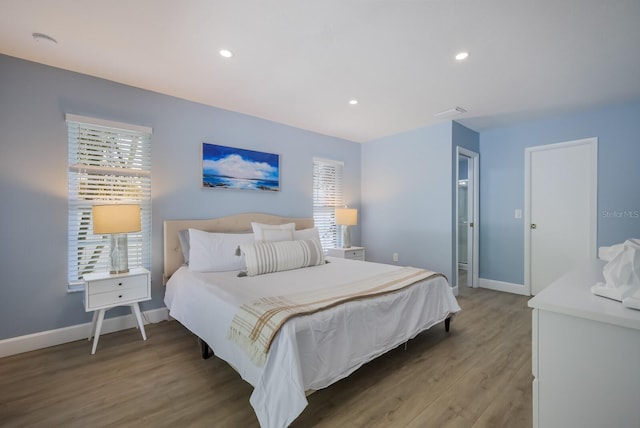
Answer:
227, 266, 442, 366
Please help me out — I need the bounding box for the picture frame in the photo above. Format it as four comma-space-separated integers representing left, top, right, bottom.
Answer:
201, 143, 280, 191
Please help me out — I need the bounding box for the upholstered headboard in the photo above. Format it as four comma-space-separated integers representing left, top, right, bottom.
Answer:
163, 213, 314, 283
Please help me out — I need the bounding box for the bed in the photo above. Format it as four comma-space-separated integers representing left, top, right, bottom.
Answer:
163, 213, 461, 428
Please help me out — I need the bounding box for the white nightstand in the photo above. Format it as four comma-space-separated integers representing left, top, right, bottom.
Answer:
326, 246, 366, 261
83, 267, 151, 354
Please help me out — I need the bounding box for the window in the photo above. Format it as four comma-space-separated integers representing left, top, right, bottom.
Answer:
67, 114, 151, 291
312, 157, 344, 249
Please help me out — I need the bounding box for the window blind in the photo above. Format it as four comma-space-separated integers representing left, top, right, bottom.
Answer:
66, 114, 152, 290
312, 157, 344, 249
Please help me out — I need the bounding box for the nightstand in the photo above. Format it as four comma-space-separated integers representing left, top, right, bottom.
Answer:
83, 267, 151, 354
326, 246, 366, 261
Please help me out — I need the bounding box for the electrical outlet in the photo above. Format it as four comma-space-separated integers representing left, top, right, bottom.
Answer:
393, 252, 399, 262
515, 209, 522, 219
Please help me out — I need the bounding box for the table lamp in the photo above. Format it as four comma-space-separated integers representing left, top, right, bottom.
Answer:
92, 204, 141, 274
335, 207, 358, 248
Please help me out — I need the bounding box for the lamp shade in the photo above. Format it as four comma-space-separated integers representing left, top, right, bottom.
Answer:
93, 204, 141, 234
335, 208, 358, 226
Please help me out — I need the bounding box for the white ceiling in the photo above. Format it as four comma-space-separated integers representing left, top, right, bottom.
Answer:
2, 0, 639, 142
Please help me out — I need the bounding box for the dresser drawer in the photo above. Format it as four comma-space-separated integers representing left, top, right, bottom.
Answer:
88, 274, 147, 295
87, 285, 149, 309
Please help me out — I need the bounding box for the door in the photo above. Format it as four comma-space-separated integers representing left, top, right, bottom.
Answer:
525, 138, 598, 295
456, 148, 479, 292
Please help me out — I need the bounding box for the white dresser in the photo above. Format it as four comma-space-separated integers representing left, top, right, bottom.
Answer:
528, 259, 640, 428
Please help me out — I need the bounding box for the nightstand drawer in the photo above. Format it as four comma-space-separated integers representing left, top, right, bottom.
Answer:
88, 274, 147, 294
87, 286, 149, 309
326, 246, 365, 261
344, 249, 364, 260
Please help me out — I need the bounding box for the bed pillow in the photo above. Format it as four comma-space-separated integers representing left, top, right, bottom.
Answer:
178, 229, 190, 264
188, 229, 254, 272
239, 238, 325, 277
251, 222, 295, 242
294, 227, 320, 242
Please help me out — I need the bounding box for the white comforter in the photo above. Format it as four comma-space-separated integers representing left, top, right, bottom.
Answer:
165, 257, 460, 428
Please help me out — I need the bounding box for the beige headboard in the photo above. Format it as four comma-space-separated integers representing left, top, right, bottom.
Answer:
163, 213, 314, 283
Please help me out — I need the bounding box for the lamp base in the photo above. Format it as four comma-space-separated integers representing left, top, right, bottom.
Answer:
341, 225, 352, 248
108, 234, 129, 274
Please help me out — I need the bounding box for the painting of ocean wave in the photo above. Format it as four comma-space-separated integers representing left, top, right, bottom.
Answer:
202, 143, 279, 191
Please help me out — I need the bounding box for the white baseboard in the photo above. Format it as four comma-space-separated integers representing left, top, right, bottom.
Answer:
0, 307, 169, 359
479, 278, 530, 296
451, 285, 459, 297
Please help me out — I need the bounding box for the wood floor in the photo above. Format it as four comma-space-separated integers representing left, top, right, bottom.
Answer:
0, 286, 532, 428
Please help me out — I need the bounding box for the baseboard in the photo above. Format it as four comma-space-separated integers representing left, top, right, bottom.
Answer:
451, 285, 459, 297
0, 307, 169, 359
479, 278, 530, 296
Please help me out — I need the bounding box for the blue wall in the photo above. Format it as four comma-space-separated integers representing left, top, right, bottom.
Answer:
0, 55, 361, 340
360, 121, 478, 283
479, 101, 640, 284
361, 122, 452, 277
453, 120, 480, 157
458, 158, 469, 180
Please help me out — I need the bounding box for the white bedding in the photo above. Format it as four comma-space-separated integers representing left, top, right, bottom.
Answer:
165, 257, 461, 428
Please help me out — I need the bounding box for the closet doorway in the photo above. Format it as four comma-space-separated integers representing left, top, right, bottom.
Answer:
456, 148, 479, 294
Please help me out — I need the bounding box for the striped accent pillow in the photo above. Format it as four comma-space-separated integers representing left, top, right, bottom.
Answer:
239, 238, 325, 276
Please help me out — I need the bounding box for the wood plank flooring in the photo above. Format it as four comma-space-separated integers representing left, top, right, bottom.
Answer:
0, 286, 532, 428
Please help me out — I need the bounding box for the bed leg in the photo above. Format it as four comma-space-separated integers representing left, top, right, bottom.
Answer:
445, 317, 451, 332
200, 338, 212, 359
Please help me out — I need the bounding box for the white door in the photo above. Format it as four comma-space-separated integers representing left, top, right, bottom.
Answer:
525, 138, 598, 295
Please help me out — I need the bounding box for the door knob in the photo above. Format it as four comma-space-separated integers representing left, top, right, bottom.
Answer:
530, 223, 537, 229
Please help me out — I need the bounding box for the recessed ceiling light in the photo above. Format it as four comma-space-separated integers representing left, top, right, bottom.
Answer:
349, 99, 358, 105
32, 32, 57, 45
219, 49, 233, 58
455, 51, 469, 61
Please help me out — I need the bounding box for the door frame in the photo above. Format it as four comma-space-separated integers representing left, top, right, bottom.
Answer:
524, 137, 598, 295
455, 147, 480, 292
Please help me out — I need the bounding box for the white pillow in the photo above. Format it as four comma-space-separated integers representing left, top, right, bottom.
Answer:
251, 222, 295, 242
239, 238, 325, 277
188, 229, 254, 272
294, 227, 320, 242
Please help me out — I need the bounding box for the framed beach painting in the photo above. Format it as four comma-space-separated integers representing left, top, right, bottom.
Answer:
202, 143, 280, 191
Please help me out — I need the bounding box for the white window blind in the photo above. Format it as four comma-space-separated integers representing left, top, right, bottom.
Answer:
67, 114, 152, 290
312, 157, 344, 249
